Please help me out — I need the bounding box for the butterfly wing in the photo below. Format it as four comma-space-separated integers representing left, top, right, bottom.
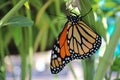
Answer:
50, 22, 72, 74
50, 20, 101, 74
50, 16, 101, 74
67, 20, 101, 59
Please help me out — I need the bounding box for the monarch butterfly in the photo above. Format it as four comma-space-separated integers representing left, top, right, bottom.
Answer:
50, 8, 101, 74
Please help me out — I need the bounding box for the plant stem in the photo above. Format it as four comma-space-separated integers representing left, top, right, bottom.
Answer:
34, 0, 53, 52
69, 63, 78, 80
65, 0, 95, 79
0, 30, 5, 80
25, 2, 33, 80
20, 27, 29, 80
0, 0, 27, 28
82, 56, 94, 80
35, 0, 53, 26
21, 51, 27, 80
79, 0, 95, 80
94, 17, 120, 80
116, 71, 120, 79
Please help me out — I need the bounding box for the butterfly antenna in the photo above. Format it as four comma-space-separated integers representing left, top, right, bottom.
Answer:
81, 8, 92, 18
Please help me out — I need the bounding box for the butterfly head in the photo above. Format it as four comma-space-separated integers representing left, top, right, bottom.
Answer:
66, 12, 81, 24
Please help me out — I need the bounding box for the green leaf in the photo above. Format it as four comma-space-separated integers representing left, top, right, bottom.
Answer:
4, 16, 34, 27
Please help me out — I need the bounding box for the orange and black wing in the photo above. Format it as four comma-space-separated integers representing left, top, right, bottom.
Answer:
50, 12, 101, 74
50, 20, 101, 74
50, 22, 72, 74
67, 20, 101, 59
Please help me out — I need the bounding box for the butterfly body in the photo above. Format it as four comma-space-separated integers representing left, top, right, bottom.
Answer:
50, 11, 101, 74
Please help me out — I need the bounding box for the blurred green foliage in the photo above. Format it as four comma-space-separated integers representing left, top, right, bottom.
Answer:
0, 0, 120, 80
0, 0, 66, 79
0, 0, 66, 52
